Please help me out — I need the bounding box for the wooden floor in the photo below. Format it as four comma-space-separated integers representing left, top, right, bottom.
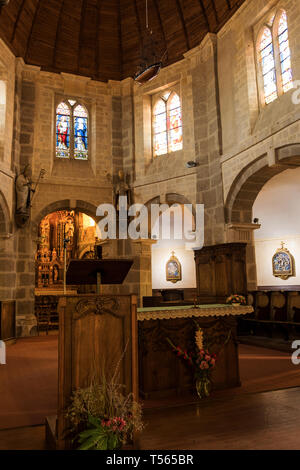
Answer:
0, 387, 300, 450
139, 387, 300, 450
1, 337, 300, 450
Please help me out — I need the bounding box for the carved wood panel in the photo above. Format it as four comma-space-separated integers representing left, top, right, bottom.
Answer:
138, 315, 240, 399
57, 294, 138, 449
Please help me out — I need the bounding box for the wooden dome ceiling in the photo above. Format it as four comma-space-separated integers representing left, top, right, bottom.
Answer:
0, 0, 245, 82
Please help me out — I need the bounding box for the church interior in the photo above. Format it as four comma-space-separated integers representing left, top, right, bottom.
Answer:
0, 0, 300, 451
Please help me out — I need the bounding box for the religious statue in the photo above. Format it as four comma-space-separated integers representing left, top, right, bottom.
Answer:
15, 165, 46, 228
53, 265, 59, 282
113, 170, 132, 211
15, 164, 34, 227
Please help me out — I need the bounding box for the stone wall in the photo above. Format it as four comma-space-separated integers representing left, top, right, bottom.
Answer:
0, 40, 16, 305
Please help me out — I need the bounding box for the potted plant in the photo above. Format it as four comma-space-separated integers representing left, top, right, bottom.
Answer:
66, 375, 143, 450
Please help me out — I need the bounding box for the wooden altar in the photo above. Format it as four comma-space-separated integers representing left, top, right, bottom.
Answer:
138, 304, 253, 399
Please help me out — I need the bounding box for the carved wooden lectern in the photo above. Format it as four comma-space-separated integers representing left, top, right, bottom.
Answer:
49, 258, 137, 450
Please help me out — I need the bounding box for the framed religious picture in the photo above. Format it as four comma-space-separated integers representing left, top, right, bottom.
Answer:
166, 251, 182, 284
272, 242, 295, 280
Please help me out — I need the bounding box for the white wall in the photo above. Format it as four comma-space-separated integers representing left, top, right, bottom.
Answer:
151, 205, 196, 289
152, 246, 196, 290
253, 167, 300, 286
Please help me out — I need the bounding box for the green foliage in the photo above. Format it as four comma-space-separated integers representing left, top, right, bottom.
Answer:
77, 415, 120, 451
66, 371, 144, 450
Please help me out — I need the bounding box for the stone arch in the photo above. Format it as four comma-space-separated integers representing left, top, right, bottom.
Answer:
144, 194, 196, 237
32, 199, 99, 237
225, 144, 300, 224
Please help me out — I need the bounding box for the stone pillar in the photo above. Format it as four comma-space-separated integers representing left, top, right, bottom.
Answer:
15, 225, 37, 337
189, 34, 225, 246
101, 238, 154, 306
226, 223, 261, 291
0, 234, 16, 301
13, 63, 39, 337
131, 239, 154, 305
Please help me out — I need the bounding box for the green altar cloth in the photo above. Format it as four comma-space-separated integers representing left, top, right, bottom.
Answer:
137, 304, 253, 321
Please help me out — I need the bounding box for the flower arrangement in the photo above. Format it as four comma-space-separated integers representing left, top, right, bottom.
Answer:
167, 324, 217, 399
66, 374, 143, 450
226, 294, 247, 305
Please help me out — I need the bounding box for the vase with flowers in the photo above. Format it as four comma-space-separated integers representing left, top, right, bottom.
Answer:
167, 325, 217, 399
226, 294, 247, 306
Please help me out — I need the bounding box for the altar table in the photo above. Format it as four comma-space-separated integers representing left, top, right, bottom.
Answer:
137, 304, 253, 398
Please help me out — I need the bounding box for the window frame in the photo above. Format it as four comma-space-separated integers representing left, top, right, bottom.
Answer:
256, 8, 293, 107
151, 89, 183, 158
55, 98, 90, 161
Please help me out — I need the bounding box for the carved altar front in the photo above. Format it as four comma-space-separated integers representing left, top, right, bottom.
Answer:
137, 305, 253, 399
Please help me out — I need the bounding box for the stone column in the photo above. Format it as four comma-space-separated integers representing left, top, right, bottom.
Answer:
188, 34, 225, 246
226, 223, 261, 291
13, 63, 40, 336
0, 234, 16, 301
101, 238, 155, 306
15, 225, 37, 337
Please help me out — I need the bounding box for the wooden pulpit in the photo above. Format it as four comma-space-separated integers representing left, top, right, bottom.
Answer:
51, 259, 138, 450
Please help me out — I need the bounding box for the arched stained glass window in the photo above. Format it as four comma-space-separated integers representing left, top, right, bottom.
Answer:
278, 10, 293, 93
259, 28, 277, 105
56, 102, 71, 158
257, 10, 293, 105
74, 104, 88, 160
153, 92, 183, 157
55, 100, 88, 160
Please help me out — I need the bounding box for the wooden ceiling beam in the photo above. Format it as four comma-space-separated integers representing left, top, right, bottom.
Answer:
133, 0, 143, 65
25, 0, 42, 63
152, 0, 168, 60
11, 0, 26, 43
52, 0, 65, 69
95, 0, 103, 77
175, 0, 191, 50
197, 0, 210, 31
211, 0, 219, 23
77, 0, 87, 73
118, 0, 123, 79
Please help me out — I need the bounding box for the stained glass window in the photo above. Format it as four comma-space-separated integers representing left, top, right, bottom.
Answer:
56, 103, 71, 158
74, 105, 88, 160
153, 92, 183, 157
56, 100, 88, 160
258, 10, 293, 105
153, 99, 167, 156
260, 28, 278, 105
267, 13, 275, 27
278, 11, 293, 93
168, 94, 183, 153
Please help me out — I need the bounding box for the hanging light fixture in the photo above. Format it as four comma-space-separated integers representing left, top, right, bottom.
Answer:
134, 0, 167, 85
